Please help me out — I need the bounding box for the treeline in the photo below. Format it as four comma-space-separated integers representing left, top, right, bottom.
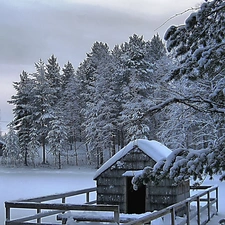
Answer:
2, 32, 223, 169
2, 34, 172, 167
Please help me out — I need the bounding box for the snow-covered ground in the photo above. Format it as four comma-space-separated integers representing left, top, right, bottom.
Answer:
0, 165, 224, 224
0, 165, 96, 224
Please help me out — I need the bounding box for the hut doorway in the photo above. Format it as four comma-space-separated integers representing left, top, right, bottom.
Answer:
126, 177, 146, 214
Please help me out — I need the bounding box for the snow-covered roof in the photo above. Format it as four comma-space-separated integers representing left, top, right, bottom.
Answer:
93, 139, 172, 180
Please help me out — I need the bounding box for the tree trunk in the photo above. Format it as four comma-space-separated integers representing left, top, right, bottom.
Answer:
74, 141, 78, 166
111, 134, 116, 156
96, 147, 99, 168
99, 148, 104, 166
86, 144, 91, 165
24, 148, 28, 166
58, 152, 61, 169
120, 128, 125, 148
42, 137, 46, 164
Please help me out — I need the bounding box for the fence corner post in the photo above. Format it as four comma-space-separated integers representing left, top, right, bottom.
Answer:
5, 202, 10, 222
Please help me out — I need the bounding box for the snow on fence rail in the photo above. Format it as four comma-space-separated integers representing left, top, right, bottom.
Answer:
4, 185, 218, 225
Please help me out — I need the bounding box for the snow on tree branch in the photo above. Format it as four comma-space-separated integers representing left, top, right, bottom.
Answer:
133, 0, 225, 187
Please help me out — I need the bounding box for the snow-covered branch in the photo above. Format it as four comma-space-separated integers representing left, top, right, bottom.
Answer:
141, 95, 224, 120
132, 141, 225, 188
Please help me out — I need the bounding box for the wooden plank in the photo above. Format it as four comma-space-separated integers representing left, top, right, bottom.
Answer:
190, 186, 211, 190
198, 198, 216, 202
85, 200, 96, 204
5, 202, 119, 212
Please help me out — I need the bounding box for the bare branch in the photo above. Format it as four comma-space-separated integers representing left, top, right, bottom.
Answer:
154, 7, 199, 32
142, 96, 225, 119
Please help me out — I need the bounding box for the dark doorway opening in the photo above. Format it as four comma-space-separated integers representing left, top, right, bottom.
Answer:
126, 177, 146, 214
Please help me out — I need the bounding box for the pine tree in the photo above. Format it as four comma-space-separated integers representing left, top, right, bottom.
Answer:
146, 33, 166, 61
2, 124, 21, 166
31, 59, 55, 164
81, 42, 112, 166
61, 61, 75, 89
46, 55, 62, 99
8, 71, 34, 166
119, 34, 156, 141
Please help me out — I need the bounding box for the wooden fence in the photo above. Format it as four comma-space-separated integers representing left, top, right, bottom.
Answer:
5, 185, 218, 225
5, 187, 99, 225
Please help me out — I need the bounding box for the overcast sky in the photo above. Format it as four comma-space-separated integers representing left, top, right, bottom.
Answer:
0, 0, 203, 134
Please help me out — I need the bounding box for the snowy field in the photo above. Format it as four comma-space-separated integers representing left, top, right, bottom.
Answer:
0, 165, 96, 224
0, 165, 225, 224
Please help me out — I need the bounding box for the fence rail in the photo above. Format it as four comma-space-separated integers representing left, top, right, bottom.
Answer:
5, 187, 97, 225
5, 185, 218, 225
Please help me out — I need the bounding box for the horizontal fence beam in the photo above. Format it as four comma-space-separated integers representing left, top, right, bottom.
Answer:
5, 202, 118, 212
5, 203, 119, 224
190, 185, 212, 190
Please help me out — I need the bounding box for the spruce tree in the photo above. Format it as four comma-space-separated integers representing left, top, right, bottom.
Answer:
31, 60, 55, 164
119, 34, 156, 141
46, 55, 62, 100
2, 124, 21, 166
9, 71, 34, 166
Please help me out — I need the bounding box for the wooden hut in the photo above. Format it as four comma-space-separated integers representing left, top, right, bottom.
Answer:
93, 139, 190, 214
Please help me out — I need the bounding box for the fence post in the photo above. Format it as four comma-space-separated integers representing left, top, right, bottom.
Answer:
5, 204, 10, 221
207, 191, 210, 221
216, 186, 219, 214
86, 192, 90, 203
170, 208, 176, 225
114, 206, 120, 224
197, 196, 201, 225
186, 202, 190, 225
37, 208, 41, 223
